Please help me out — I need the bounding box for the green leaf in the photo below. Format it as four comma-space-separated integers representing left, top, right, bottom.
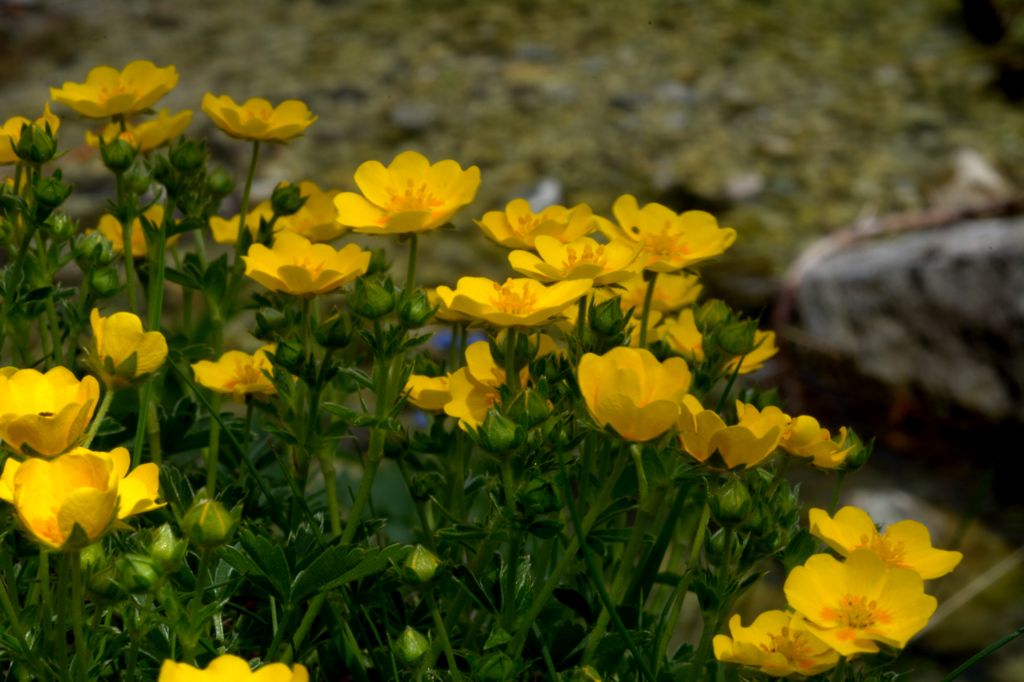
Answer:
238, 529, 292, 602
291, 544, 408, 603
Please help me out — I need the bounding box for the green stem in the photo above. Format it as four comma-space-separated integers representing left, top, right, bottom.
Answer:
941, 624, 1024, 682
504, 327, 519, 393
69, 552, 88, 682
115, 170, 139, 313
234, 140, 261, 260
133, 380, 155, 468
427, 591, 462, 681
715, 355, 744, 413
0, 566, 30, 658
82, 389, 114, 448
828, 471, 847, 514
638, 271, 658, 348
656, 498, 710, 668
404, 232, 418, 298
320, 450, 341, 538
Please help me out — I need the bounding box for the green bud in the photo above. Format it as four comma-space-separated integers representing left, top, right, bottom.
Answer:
394, 626, 430, 666
44, 213, 75, 242
32, 171, 72, 219
254, 307, 288, 339
206, 167, 234, 197
116, 554, 159, 594
840, 431, 872, 472
402, 544, 442, 583
476, 653, 517, 682
86, 559, 125, 602
696, 299, 732, 330
516, 476, 560, 515
477, 409, 524, 453
716, 320, 758, 356
151, 155, 174, 188
506, 389, 549, 429
367, 248, 390, 276
15, 122, 58, 163
590, 296, 628, 336
271, 182, 305, 217
169, 138, 206, 172
709, 476, 752, 527
397, 289, 435, 327
408, 471, 446, 502
350, 277, 395, 319
314, 312, 352, 349
149, 524, 188, 574
272, 340, 305, 375
182, 500, 239, 549
100, 137, 136, 172
80, 543, 106, 573
89, 267, 120, 298
705, 528, 728, 566
122, 166, 151, 196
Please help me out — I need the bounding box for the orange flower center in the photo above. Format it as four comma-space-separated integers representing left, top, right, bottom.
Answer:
223, 362, 268, 391
289, 256, 326, 280
489, 281, 540, 315
857, 534, 907, 567
511, 212, 542, 238
241, 105, 275, 123
759, 627, 816, 667
562, 243, 606, 270
641, 225, 691, 262
822, 594, 892, 631
97, 82, 130, 104
385, 179, 444, 214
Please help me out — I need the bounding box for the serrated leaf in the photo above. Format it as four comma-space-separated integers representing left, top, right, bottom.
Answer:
239, 529, 292, 602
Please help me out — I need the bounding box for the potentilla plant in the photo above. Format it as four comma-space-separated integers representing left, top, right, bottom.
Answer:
0, 60, 980, 682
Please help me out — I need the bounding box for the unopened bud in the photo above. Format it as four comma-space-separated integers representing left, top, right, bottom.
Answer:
117, 554, 159, 594
367, 248, 390, 276
709, 476, 752, 527
590, 296, 627, 336
206, 167, 234, 197
272, 340, 305, 375
350, 277, 395, 319
100, 137, 136, 172
506, 389, 549, 429
394, 626, 430, 666
716, 320, 758, 356
696, 299, 731, 330
89, 267, 120, 298
32, 171, 72, 218
402, 544, 441, 583
517, 476, 559, 516
15, 122, 58, 163
840, 431, 872, 472
122, 166, 151, 196
271, 182, 305, 217
314, 312, 352, 349
44, 213, 75, 242
254, 308, 288, 339
169, 138, 206, 173
478, 409, 524, 453
397, 289, 434, 328
149, 524, 187, 574
182, 500, 239, 549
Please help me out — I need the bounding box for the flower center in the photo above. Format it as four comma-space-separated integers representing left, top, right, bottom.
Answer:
489, 281, 540, 315
224, 362, 267, 391
857, 534, 907, 566
822, 594, 892, 631
641, 224, 691, 261
385, 179, 444, 214
97, 83, 130, 104
759, 626, 816, 666
290, 256, 326, 280
241, 106, 275, 123
562, 243, 606, 271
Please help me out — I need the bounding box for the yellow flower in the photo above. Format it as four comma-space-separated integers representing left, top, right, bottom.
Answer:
442, 341, 524, 428
95, 204, 178, 258
677, 397, 789, 469
89, 308, 168, 387
85, 109, 192, 152
243, 232, 371, 296
660, 310, 778, 375
405, 375, 452, 412
713, 610, 839, 678
1, 103, 60, 165
436, 276, 592, 327
616, 271, 702, 313
0, 367, 100, 457
779, 415, 853, 469
202, 94, 316, 142
603, 194, 736, 272
784, 550, 937, 656
726, 330, 778, 374
158, 654, 308, 682
192, 345, 278, 403
427, 287, 471, 323
475, 199, 598, 249
51, 60, 179, 119
578, 347, 691, 442
276, 181, 348, 242
209, 201, 273, 245
0, 446, 158, 550
335, 151, 480, 235
509, 236, 640, 285
809, 507, 962, 580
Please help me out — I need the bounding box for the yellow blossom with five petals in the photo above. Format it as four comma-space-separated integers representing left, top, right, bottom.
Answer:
243, 232, 371, 296
192, 345, 278, 403
678, 397, 789, 469
713, 610, 839, 678
476, 199, 598, 249
779, 415, 853, 469
89, 308, 168, 387
158, 654, 308, 682
809, 506, 962, 579
85, 109, 192, 152
616, 271, 702, 313
335, 151, 480, 235
277, 181, 348, 242
660, 310, 778, 374
202, 94, 316, 142
95, 204, 178, 258
0, 367, 100, 457
51, 60, 179, 119
509, 235, 640, 285
209, 201, 273, 245
405, 375, 452, 412
436, 276, 592, 327
1, 103, 60, 165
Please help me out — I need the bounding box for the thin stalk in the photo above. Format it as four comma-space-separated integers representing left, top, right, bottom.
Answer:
69, 552, 88, 682
133, 380, 155, 468
82, 389, 114, 448
828, 471, 847, 514
504, 327, 519, 393
320, 450, 341, 538
427, 591, 462, 681
715, 355, 745, 413
114, 170, 139, 313
638, 272, 659, 348
0, 569, 30, 658
656, 498, 710, 668
234, 140, 260, 259
404, 232, 418, 298
941, 624, 1024, 681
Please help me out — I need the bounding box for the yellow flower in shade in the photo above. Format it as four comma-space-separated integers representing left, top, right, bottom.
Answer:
604, 194, 736, 272
335, 151, 480, 235
509, 236, 641, 285
442, 341, 525, 428
0, 446, 159, 550
660, 310, 778, 375
427, 287, 471, 323
726, 330, 778, 375
784, 550, 938, 656
578, 347, 691, 442
0, 367, 100, 457
51, 60, 179, 119
276, 181, 348, 242
617, 272, 702, 313
779, 415, 853, 469
158, 654, 308, 682
85, 109, 192, 152
90, 308, 168, 387
475, 199, 598, 249
405, 375, 452, 412
202, 94, 316, 143
1, 103, 60, 164
809, 507, 963, 580
436, 276, 592, 327
192, 345, 278, 403
713, 610, 839, 678
209, 201, 273, 245
243, 232, 371, 296
677, 397, 789, 469
95, 204, 178, 258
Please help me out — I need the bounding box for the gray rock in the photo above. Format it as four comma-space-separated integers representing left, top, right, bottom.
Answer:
794, 217, 1024, 420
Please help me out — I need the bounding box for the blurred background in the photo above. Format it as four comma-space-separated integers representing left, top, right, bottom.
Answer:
3, 0, 1023, 678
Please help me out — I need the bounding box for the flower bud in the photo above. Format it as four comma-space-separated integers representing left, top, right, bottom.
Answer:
367, 248, 390, 276
506, 389, 549, 429
206, 167, 234, 197
89, 267, 121, 298
408, 471, 446, 502
590, 296, 628, 337
272, 340, 305, 375
516, 476, 559, 516
715, 320, 758, 356
271, 182, 305, 217
43, 213, 75, 242
840, 430, 872, 472
32, 171, 72, 219
709, 476, 752, 527
696, 299, 731, 330
100, 137, 136, 172
314, 312, 352, 349
117, 553, 159, 594
476, 653, 517, 682
350, 277, 395, 319
15, 122, 58, 163
705, 527, 729, 566
182, 500, 239, 549
149, 524, 188, 574
477, 409, 524, 453
122, 166, 151, 196
254, 307, 288, 339
86, 559, 125, 602
397, 289, 435, 328
169, 138, 207, 172
394, 626, 430, 666
402, 544, 441, 583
